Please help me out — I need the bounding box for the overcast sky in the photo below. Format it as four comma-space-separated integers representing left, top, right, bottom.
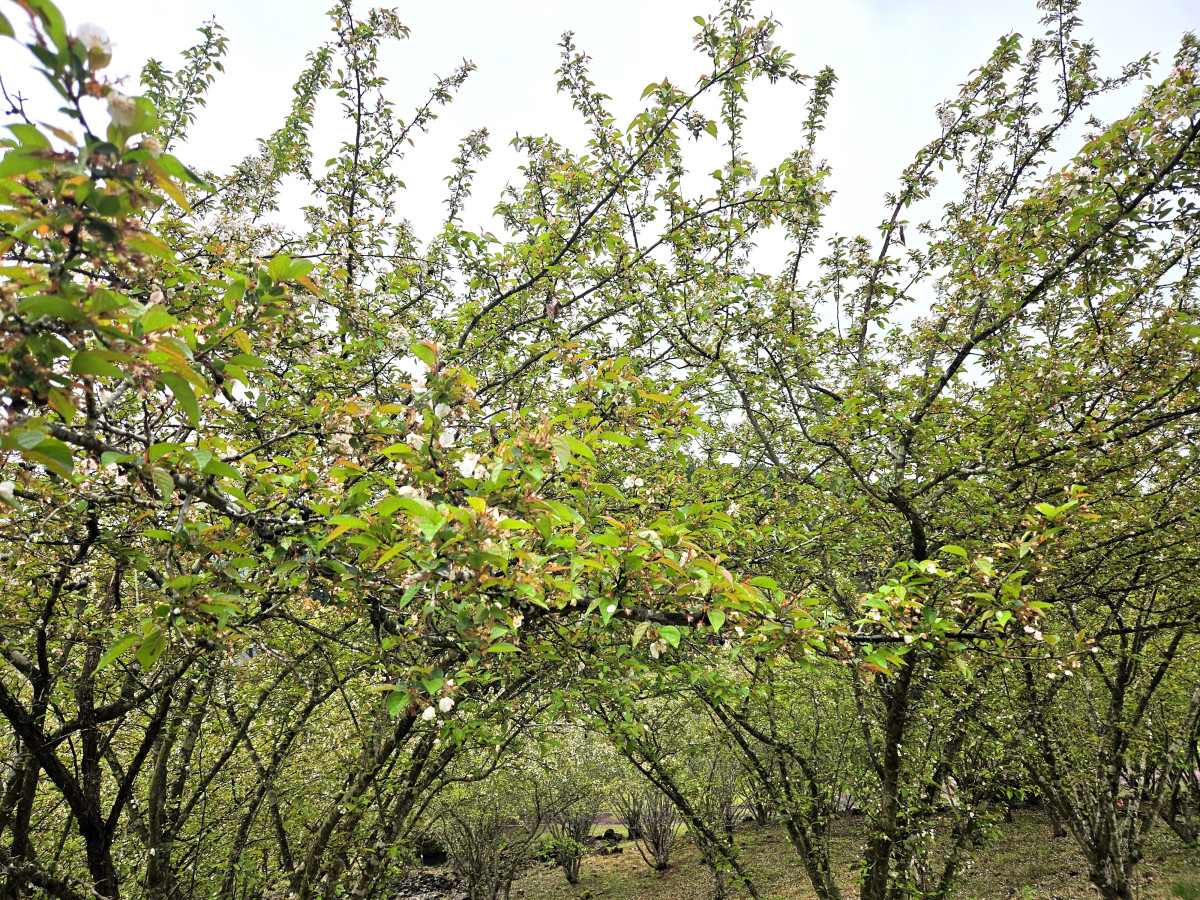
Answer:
2, 0, 1196, 248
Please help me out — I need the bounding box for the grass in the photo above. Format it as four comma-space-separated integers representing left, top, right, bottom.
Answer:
504, 810, 1200, 900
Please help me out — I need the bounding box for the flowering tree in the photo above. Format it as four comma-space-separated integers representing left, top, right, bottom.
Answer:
0, 2, 791, 898
1, 1, 1198, 900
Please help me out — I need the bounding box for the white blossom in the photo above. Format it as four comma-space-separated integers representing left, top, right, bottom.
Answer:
106, 91, 138, 129
434, 402, 451, 418
456, 451, 482, 478
0, 481, 14, 503
421, 706, 436, 722
726, 501, 740, 517
75, 23, 111, 68
405, 432, 425, 450
438, 696, 455, 713
437, 429, 455, 448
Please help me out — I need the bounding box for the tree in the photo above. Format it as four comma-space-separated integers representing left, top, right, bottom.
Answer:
0, 3, 786, 898
2, 0, 1199, 899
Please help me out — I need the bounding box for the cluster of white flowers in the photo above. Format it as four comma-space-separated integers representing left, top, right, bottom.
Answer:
328, 432, 353, 456
649, 638, 668, 660
938, 105, 956, 129
621, 475, 644, 490
726, 500, 740, 517
455, 451, 487, 480
1060, 176, 1084, 200
405, 432, 426, 450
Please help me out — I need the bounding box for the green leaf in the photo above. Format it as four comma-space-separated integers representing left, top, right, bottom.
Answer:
411, 342, 437, 368
136, 628, 167, 669
157, 153, 213, 189
159, 374, 199, 427
632, 620, 651, 647
659, 625, 681, 648
0, 152, 54, 177
227, 354, 265, 368
497, 518, 533, 530
268, 255, 294, 282
147, 442, 179, 461
128, 235, 174, 261
14, 430, 44, 450
96, 634, 138, 671
940, 545, 968, 558
386, 690, 407, 716
140, 305, 178, 332
7, 124, 51, 150
71, 350, 126, 379
201, 458, 240, 480
707, 608, 725, 632
550, 434, 572, 471
150, 467, 174, 501
19, 294, 83, 320
416, 510, 446, 541
563, 434, 595, 461
24, 436, 73, 475
328, 514, 369, 529
285, 258, 314, 280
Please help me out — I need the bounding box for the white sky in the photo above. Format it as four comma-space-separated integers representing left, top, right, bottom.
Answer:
2, 0, 1196, 249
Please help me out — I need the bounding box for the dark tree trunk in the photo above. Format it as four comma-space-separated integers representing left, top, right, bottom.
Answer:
860, 664, 914, 900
